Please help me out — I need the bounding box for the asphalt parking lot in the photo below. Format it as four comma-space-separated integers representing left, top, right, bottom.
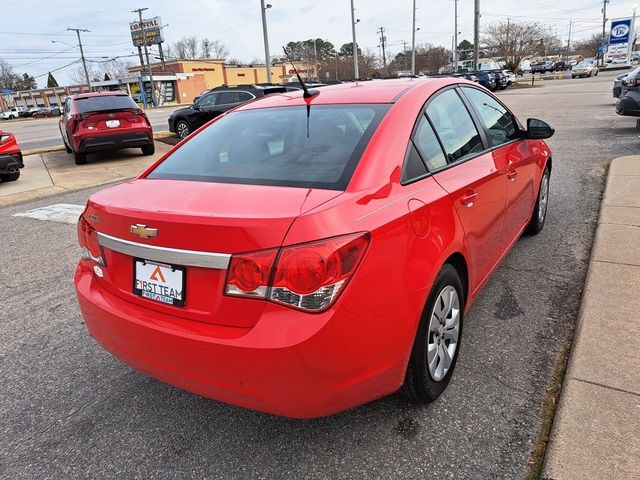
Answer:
1, 71, 638, 479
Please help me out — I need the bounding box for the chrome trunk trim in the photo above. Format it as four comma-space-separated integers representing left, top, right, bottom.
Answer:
97, 232, 231, 269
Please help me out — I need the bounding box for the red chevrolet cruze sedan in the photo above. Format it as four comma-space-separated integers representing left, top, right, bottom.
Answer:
75, 78, 554, 418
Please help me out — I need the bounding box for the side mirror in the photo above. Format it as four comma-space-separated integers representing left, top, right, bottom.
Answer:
192, 103, 200, 110
525, 118, 555, 140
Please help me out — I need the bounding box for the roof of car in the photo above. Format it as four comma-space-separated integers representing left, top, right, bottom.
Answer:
236, 77, 454, 109
72, 91, 129, 100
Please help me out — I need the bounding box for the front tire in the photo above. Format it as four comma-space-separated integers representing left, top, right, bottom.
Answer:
526, 166, 550, 235
175, 119, 191, 139
402, 264, 464, 403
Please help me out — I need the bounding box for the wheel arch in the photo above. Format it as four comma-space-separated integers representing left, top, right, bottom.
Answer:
443, 252, 469, 307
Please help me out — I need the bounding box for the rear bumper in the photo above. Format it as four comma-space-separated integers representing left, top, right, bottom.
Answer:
0, 152, 23, 173
75, 264, 412, 418
76, 132, 153, 153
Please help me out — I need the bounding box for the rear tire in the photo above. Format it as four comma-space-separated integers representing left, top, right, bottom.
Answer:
402, 264, 464, 403
526, 166, 551, 235
141, 143, 155, 156
74, 151, 87, 165
63, 139, 72, 153
0, 171, 20, 182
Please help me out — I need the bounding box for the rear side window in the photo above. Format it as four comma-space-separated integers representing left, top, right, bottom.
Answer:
413, 115, 447, 171
73, 95, 137, 113
426, 89, 483, 162
147, 104, 390, 190
217, 92, 240, 105
237, 92, 254, 102
462, 87, 518, 147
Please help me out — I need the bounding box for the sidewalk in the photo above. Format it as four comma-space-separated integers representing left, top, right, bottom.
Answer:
543, 156, 640, 479
0, 140, 173, 207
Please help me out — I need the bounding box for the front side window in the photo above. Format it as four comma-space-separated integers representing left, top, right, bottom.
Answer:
197, 93, 217, 107
426, 89, 483, 162
462, 87, 519, 147
147, 104, 390, 190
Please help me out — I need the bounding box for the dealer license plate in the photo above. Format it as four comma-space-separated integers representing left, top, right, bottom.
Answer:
106, 119, 120, 128
133, 259, 185, 307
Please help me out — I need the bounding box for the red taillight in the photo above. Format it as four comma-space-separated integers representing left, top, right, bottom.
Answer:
77, 215, 105, 266
225, 249, 277, 297
224, 233, 369, 312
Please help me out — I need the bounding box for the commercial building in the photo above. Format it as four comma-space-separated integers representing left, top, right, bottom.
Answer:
0, 58, 316, 110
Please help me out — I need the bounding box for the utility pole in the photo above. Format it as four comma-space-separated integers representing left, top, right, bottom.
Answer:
377, 27, 387, 68
454, 0, 459, 72
402, 40, 409, 69
132, 8, 155, 107
506, 18, 510, 65
473, 0, 480, 70
627, 6, 637, 65
350, 0, 360, 79
411, 0, 417, 74
260, 0, 272, 83
67, 28, 91, 90
600, 0, 609, 66
567, 20, 572, 57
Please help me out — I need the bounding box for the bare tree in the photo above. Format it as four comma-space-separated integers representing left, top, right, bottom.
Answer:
171, 36, 199, 59
203, 38, 229, 59
483, 20, 562, 71
414, 43, 451, 74
103, 59, 134, 79
68, 63, 101, 84
573, 33, 601, 58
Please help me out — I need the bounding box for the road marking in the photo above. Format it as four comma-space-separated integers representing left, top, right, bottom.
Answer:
14, 203, 84, 225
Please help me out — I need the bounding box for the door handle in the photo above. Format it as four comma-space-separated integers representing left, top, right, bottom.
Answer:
507, 168, 518, 181
460, 190, 478, 208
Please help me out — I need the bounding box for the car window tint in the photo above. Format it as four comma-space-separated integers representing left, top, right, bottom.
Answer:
401, 143, 428, 183
198, 93, 217, 107
426, 89, 483, 162
148, 104, 390, 190
237, 92, 254, 102
413, 114, 447, 171
217, 92, 239, 105
462, 87, 519, 147
73, 95, 137, 113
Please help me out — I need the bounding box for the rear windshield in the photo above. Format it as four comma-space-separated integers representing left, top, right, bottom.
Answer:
74, 95, 137, 113
147, 104, 390, 190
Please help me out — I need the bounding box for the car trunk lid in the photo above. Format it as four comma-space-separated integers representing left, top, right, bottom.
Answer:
84, 179, 341, 327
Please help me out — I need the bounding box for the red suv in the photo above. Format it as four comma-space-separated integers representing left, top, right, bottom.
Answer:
59, 92, 154, 165
0, 129, 23, 182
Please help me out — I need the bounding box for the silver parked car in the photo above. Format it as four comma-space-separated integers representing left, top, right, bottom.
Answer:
572, 61, 599, 78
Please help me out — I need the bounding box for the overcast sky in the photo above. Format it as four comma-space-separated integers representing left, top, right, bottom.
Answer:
1, 0, 636, 88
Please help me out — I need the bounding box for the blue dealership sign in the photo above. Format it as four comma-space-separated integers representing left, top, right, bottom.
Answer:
610, 18, 632, 44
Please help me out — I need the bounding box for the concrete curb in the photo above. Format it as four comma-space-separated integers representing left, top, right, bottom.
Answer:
542, 156, 640, 479
21, 131, 174, 156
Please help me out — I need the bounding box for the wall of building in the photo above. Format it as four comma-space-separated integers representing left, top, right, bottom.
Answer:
174, 74, 207, 104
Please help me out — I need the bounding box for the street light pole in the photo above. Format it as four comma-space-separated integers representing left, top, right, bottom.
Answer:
628, 5, 637, 65
260, 1, 272, 83
350, 0, 360, 79
67, 28, 91, 90
132, 7, 156, 107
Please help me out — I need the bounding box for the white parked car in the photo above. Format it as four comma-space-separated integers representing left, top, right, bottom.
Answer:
503, 70, 517, 85
572, 61, 599, 78
1, 107, 25, 120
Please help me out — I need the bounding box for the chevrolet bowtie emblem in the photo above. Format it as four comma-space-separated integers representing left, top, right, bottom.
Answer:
130, 224, 158, 239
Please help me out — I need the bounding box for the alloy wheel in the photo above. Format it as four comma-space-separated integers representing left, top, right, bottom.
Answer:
538, 172, 549, 224
427, 285, 460, 382
176, 121, 190, 138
